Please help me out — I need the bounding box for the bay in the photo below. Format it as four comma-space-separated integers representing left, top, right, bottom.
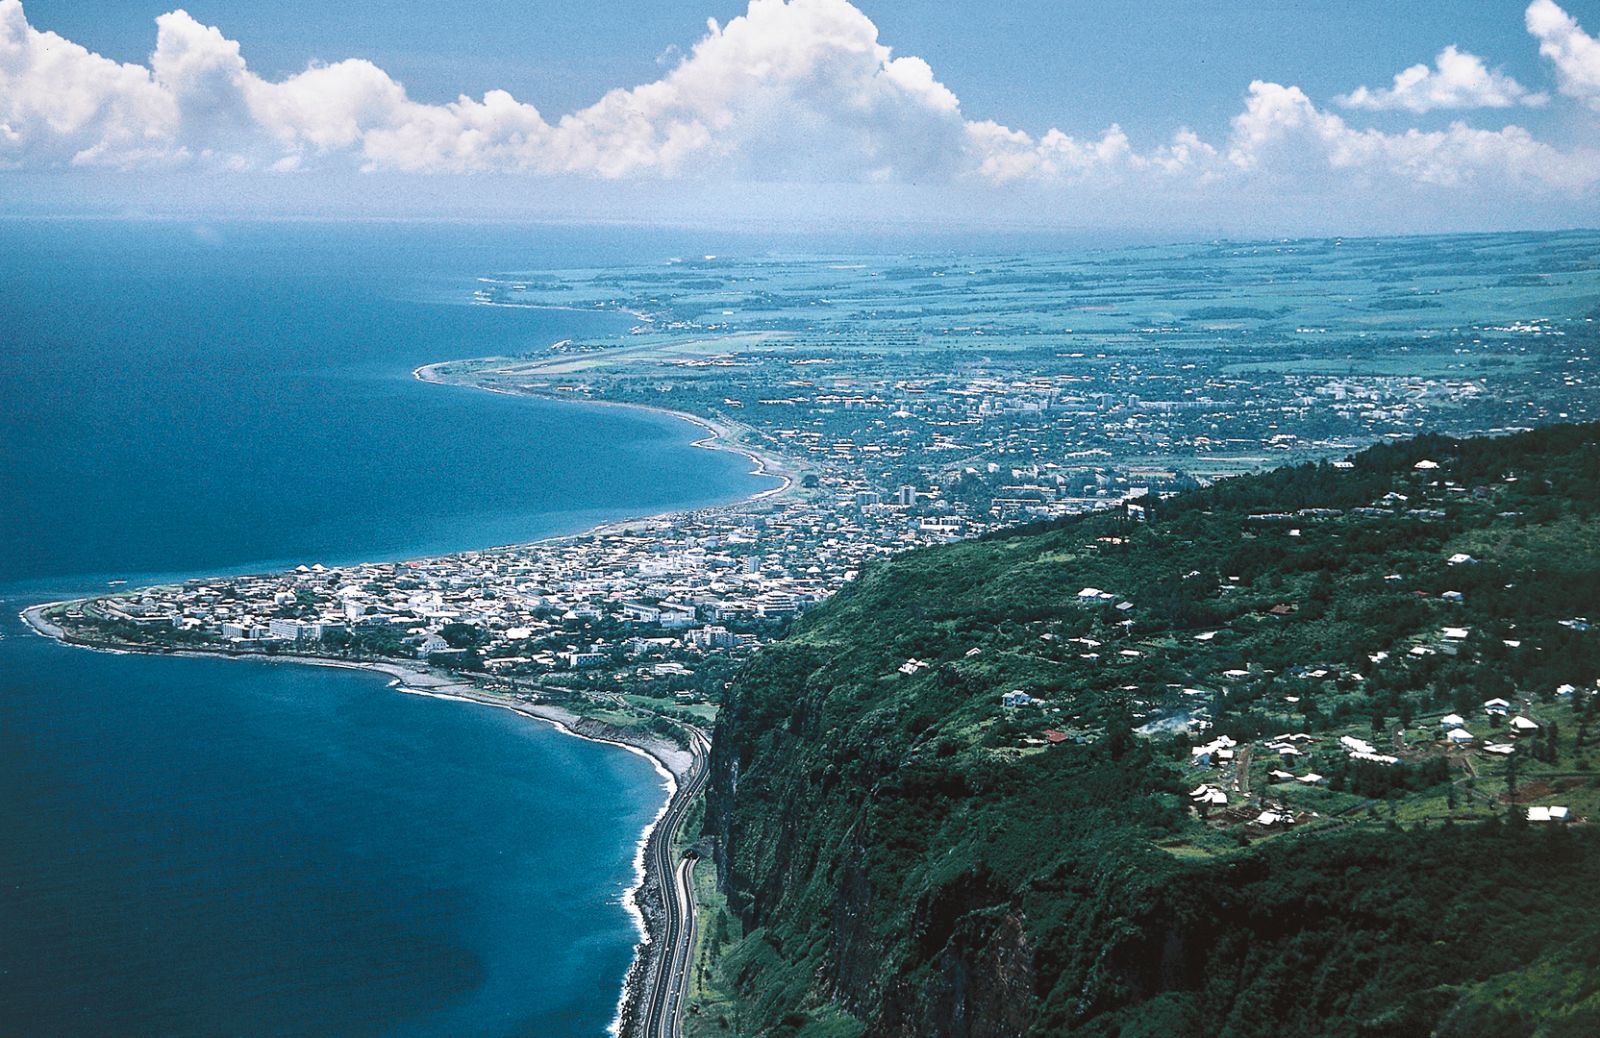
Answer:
0, 221, 771, 1036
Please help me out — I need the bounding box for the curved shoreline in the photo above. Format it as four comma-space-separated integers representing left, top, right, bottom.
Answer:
403, 367, 776, 1037
413, 360, 795, 503
21, 347, 775, 1038
20, 601, 698, 1038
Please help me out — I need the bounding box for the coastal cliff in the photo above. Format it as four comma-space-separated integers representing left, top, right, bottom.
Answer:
700, 424, 1600, 1037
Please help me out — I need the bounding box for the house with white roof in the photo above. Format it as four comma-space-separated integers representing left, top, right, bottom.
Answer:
1191, 735, 1237, 767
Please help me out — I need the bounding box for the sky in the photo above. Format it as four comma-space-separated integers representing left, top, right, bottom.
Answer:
5, 0, 1600, 235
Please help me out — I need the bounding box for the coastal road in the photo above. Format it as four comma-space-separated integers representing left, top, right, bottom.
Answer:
640, 727, 709, 1038
23, 603, 714, 1038
668, 856, 701, 1037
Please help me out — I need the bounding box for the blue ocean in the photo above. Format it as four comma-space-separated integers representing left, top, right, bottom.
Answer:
0, 221, 770, 1036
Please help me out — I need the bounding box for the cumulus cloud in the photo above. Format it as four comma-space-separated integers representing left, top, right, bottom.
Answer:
548, 0, 970, 180
1336, 45, 1546, 112
0, 0, 976, 178
964, 119, 1217, 185
0, 0, 1597, 202
1229, 80, 1594, 190
0, 0, 175, 168
1527, 0, 1600, 110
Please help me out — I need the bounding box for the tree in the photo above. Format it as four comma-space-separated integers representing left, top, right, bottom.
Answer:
440, 621, 483, 649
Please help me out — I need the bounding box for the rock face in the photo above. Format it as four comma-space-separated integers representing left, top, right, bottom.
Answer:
701, 425, 1600, 1037
875, 910, 1034, 1038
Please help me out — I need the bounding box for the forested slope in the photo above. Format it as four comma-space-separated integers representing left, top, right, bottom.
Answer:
700, 423, 1600, 1038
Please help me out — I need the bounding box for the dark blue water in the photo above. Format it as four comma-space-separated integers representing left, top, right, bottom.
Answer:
0, 221, 771, 1036
0, 631, 663, 1037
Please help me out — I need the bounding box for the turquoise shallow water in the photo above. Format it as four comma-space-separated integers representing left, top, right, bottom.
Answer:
0, 221, 769, 1036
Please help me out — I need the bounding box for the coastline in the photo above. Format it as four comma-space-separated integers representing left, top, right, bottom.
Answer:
413, 360, 797, 504
20, 340, 783, 1038
21, 600, 698, 1038
17, 350, 770, 1038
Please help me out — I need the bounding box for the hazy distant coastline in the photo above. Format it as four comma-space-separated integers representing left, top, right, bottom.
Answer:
412, 359, 796, 505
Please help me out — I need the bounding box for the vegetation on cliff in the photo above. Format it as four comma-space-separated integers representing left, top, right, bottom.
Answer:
698, 424, 1600, 1038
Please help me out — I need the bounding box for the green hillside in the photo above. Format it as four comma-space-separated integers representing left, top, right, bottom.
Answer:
698, 423, 1600, 1038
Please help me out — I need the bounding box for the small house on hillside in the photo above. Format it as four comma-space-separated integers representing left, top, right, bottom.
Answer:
1191, 735, 1237, 767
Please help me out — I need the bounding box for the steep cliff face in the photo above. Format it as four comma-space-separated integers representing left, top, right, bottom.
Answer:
702, 590, 1214, 1036
706, 656, 1049, 1038
702, 425, 1600, 1038
874, 908, 1034, 1038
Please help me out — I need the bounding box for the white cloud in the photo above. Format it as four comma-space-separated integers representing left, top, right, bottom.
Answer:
0, 0, 1596, 207
1527, 0, 1600, 110
1336, 45, 1546, 112
545, 0, 970, 180
0, 0, 976, 179
0, 0, 175, 168
966, 119, 1217, 185
1229, 80, 1596, 190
